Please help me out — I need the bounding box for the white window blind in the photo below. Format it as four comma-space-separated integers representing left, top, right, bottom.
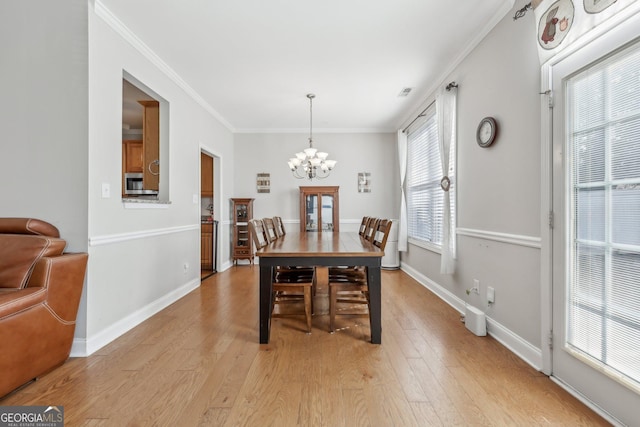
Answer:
406, 107, 448, 246
567, 40, 640, 390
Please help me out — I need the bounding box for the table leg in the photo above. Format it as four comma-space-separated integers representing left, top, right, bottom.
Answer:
313, 266, 329, 315
367, 265, 382, 344
259, 264, 273, 343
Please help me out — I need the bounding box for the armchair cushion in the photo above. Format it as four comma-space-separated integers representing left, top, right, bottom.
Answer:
0, 218, 65, 289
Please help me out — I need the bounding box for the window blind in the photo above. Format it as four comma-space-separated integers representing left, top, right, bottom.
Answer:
406, 107, 443, 245
567, 40, 640, 390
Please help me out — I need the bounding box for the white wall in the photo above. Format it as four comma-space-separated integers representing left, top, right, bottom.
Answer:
0, 0, 90, 336
233, 133, 399, 230
400, 4, 543, 353
85, 4, 235, 353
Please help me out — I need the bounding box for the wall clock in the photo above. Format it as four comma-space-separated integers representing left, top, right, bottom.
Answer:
476, 116, 498, 148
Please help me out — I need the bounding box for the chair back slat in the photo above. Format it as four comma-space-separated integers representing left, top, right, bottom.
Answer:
373, 219, 392, 251
364, 218, 379, 242
358, 216, 369, 236
273, 216, 286, 237
249, 219, 269, 249
263, 217, 278, 243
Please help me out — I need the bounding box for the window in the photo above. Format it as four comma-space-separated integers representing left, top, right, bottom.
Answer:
406, 105, 455, 249
122, 73, 169, 202
566, 40, 640, 389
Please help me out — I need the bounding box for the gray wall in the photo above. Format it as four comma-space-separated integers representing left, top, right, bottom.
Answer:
0, 0, 90, 337
233, 133, 399, 229
400, 4, 543, 348
1, 1, 236, 354
86, 5, 236, 351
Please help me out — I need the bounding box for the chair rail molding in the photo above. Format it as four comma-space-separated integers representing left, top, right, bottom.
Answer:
89, 224, 199, 246
456, 227, 541, 249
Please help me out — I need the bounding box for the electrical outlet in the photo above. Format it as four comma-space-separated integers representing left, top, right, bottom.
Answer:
183, 263, 189, 274
472, 279, 480, 295
487, 286, 495, 304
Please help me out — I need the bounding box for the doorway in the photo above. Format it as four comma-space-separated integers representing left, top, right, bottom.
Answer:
547, 21, 640, 424
200, 151, 217, 279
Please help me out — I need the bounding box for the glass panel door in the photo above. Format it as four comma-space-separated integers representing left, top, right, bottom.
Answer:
305, 194, 318, 232
321, 194, 334, 231
550, 25, 640, 424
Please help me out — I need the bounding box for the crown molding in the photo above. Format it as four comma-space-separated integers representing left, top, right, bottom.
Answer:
93, 0, 235, 133
397, 0, 516, 130
234, 127, 396, 134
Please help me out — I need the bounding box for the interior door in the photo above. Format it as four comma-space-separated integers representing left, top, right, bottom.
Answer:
550, 26, 640, 424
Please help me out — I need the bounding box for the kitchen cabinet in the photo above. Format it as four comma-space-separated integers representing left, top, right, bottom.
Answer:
123, 140, 143, 173
299, 186, 339, 232
201, 223, 214, 270
201, 153, 213, 197
231, 198, 254, 264
139, 100, 159, 191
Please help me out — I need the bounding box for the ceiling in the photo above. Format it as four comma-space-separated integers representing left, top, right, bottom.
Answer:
108, 0, 513, 133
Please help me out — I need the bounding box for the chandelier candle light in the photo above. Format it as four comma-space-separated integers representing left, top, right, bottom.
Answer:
288, 94, 337, 180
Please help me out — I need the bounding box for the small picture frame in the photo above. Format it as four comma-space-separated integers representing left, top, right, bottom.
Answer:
257, 173, 270, 193
358, 172, 371, 193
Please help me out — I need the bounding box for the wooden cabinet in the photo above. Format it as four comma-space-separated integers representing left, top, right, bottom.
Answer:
123, 140, 143, 173
201, 153, 213, 197
139, 100, 160, 191
231, 198, 254, 264
299, 186, 339, 232
201, 223, 214, 270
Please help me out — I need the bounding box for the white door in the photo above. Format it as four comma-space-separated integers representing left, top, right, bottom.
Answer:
550, 16, 640, 425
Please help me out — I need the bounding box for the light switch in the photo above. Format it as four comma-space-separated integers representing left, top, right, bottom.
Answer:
101, 183, 111, 198
193, 194, 198, 204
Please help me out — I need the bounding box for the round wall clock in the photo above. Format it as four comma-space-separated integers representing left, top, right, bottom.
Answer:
476, 117, 498, 148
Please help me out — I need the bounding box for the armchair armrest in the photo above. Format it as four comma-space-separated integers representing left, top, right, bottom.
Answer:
0, 288, 46, 320
26, 253, 88, 322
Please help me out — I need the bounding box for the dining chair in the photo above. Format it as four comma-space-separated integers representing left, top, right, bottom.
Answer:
358, 216, 370, 236
263, 217, 278, 243
363, 217, 379, 242
248, 219, 314, 333
273, 216, 286, 238
328, 219, 392, 334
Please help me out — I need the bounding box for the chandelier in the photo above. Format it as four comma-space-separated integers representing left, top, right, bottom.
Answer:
288, 94, 336, 180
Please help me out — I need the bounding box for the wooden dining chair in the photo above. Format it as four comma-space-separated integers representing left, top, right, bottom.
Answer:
248, 219, 314, 333
363, 217, 379, 242
273, 216, 286, 238
328, 219, 392, 334
358, 216, 370, 236
263, 217, 278, 243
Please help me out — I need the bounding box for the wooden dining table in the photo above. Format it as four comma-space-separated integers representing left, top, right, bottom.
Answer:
256, 231, 384, 344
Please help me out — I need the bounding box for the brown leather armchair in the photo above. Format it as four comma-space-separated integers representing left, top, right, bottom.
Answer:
0, 218, 88, 398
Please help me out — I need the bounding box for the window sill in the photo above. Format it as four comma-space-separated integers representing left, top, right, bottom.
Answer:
408, 237, 442, 254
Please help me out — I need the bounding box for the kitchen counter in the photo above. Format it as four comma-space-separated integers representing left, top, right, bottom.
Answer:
122, 198, 171, 209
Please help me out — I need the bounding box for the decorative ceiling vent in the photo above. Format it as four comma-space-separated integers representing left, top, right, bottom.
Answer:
398, 87, 413, 97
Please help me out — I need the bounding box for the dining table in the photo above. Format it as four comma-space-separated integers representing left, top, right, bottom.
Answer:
256, 231, 384, 344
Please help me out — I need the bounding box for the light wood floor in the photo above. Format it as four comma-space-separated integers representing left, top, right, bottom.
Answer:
3, 268, 609, 426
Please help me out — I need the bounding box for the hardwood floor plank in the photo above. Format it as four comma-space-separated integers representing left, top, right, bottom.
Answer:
0, 268, 609, 426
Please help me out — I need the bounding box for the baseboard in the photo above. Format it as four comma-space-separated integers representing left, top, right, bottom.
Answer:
400, 263, 543, 371
71, 277, 201, 357
219, 260, 233, 271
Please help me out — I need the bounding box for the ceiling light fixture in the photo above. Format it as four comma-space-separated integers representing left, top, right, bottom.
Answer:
288, 94, 336, 180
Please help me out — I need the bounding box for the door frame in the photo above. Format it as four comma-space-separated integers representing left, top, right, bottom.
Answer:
540, 4, 640, 423
200, 145, 223, 276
